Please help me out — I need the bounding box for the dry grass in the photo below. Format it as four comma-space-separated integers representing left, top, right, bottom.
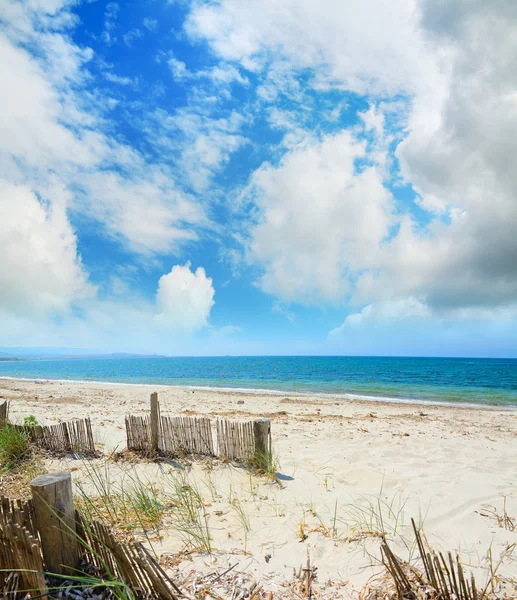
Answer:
360, 519, 517, 600
478, 498, 516, 532
75, 461, 171, 543
0, 451, 46, 499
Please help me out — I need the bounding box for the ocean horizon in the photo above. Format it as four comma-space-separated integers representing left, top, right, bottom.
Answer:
1, 355, 516, 408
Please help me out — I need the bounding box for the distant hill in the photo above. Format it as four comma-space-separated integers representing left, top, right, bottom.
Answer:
0, 347, 165, 360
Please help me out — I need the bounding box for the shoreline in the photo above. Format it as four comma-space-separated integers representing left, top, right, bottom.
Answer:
1, 374, 515, 412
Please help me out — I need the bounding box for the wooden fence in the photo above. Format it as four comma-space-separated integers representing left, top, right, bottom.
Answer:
126, 396, 271, 466
77, 514, 182, 600
161, 415, 215, 456
0, 491, 182, 599
125, 414, 152, 453
11, 417, 97, 457
216, 418, 255, 462
0, 496, 46, 599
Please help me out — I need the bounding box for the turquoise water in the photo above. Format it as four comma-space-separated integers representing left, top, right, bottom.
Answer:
1, 356, 517, 407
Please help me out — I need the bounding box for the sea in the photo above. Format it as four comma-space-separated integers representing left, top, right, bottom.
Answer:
1, 356, 517, 408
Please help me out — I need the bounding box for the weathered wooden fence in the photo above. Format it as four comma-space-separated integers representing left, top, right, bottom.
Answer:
0, 496, 46, 598
125, 414, 152, 453
161, 415, 215, 456
10, 417, 97, 456
216, 418, 255, 462
1, 477, 182, 599
126, 394, 271, 466
77, 515, 182, 600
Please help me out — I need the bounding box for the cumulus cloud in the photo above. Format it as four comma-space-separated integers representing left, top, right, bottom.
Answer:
242, 130, 393, 304
156, 263, 215, 330
185, 0, 440, 97
0, 180, 93, 316
329, 298, 431, 335
187, 0, 517, 319
391, 0, 517, 310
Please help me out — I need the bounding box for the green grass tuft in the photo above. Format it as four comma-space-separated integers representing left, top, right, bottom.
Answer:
0, 425, 31, 471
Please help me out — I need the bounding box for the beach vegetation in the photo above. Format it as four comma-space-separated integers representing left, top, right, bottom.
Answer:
250, 445, 280, 481
166, 470, 212, 553
341, 487, 411, 541
231, 496, 251, 553
75, 461, 169, 542
0, 424, 31, 470
23, 414, 38, 428
479, 497, 516, 532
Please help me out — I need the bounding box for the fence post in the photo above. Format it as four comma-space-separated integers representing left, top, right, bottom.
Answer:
0, 400, 8, 428
30, 472, 79, 575
253, 418, 271, 470
150, 392, 160, 452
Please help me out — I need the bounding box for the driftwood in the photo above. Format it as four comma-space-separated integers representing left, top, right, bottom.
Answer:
10, 417, 96, 456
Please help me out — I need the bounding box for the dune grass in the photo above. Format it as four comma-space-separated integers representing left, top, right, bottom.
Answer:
75, 461, 170, 542
0, 424, 31, 471
166, 470, 213, 553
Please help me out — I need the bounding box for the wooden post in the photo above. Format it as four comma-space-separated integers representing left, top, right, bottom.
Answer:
0, 400, 8, 428
30, 472, 79, 575
252, 418, 271, 471
150, 392, 160, 452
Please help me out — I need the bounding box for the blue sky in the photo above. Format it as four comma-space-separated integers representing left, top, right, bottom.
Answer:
1, 0, 517, 357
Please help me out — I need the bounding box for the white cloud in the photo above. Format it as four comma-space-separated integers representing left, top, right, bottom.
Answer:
0, 180, 93, 316
156, 263, 215, 330
187, 0, 517, 318
146, 108, 248, 192
168, 56, 248, 86
104, 72, 137, 86
123, 28, 143, 47
185, 0, 440, 97
390, 0, 517, 310
329, 298, 431, 336
143, 18, 158, 32
0, 1, 208, 258
242, 130, 393, 304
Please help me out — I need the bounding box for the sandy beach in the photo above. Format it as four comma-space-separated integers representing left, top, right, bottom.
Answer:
1, 377, 517, 597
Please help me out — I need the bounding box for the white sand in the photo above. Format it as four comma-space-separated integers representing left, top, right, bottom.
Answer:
2, 378, 517, 597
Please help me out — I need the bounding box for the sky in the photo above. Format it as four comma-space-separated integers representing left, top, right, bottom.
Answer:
1, 0, 517, 357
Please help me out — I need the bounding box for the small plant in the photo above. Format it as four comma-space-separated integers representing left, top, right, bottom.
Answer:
231, 497, 251, 553
75, 461, 168, 541
0, 425, 31, 470
23, 415, 38, 428
479, 498, 516, 532
341, 486, 410, 541
250, 445, 280, 480
166, 471, 212, 553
